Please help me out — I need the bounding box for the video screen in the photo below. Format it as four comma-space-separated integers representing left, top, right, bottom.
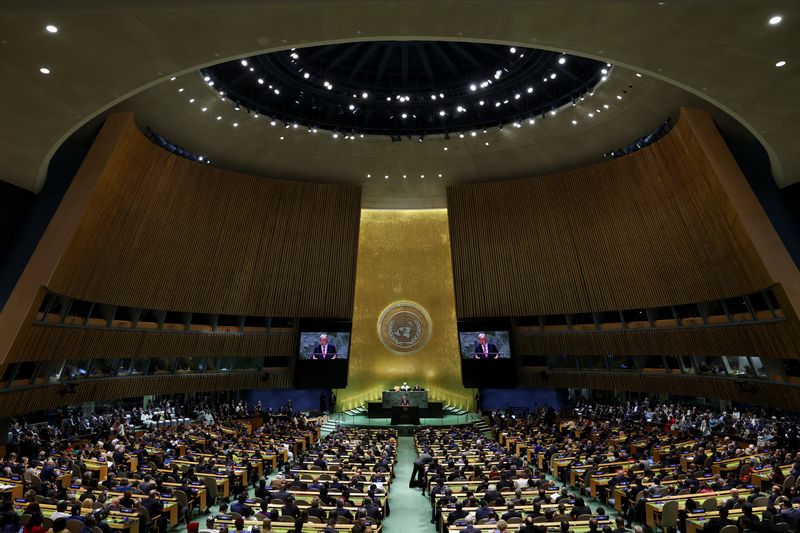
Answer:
459, 331, 511, 359
298, 332, 350, 360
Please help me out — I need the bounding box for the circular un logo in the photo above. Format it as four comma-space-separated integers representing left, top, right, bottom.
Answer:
377, 301, 432, 354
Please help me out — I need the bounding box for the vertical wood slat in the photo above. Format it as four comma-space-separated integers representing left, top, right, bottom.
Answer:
46, 113, 361, 319
447, 110, 772, 318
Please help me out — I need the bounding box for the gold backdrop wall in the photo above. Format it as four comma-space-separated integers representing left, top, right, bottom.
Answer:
340, 209, 473, 411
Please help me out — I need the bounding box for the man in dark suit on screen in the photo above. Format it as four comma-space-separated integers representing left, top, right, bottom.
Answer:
312, 334, 337, 360
474, 333, 499, 359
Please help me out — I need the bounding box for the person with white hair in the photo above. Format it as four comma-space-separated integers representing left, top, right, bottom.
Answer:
312, 334, 337, 360
474, 333, 499, 359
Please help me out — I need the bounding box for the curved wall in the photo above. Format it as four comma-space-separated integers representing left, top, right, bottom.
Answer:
448, 110, 772, 317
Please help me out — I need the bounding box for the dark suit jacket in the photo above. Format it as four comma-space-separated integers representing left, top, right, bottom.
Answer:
702, 516, 736, 533
474, 342, 499, 358
312, 343, 337, 360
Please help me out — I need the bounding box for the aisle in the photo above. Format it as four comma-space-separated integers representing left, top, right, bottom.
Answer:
383, 436, 437, 532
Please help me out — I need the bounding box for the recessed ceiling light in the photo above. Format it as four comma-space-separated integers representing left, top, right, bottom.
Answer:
509, 47, 516, 54
280, 136, 285, 140
469, 84, 477, 91
558, 57, 566, 65
769, 15, 783, 25
601, 68, 608, 75
233, 122, 238, 127
349, 104, 355, 110
216, 116, 222, 120
443, 147, 448, 151
178, 88, 184, 93
776, 60, 787, 68
571, 120, 577, 125
439, 110, 445, 116
170, 76, 176, 81
459, 134, 465, 138
188, 98, 195, 103
635, 73, 642, 78
45, 24, 58, 33
367, 174, 371, 178
39, 67, 50, 74
527, 87, 534, 93
485, 142, 490, 146
479, 100, 485, 106
616, 95, 623, 100
401, 113, 408, 119
550, 73, 557, 79
241, 59, 248, 66
420, 174, 425, 179
204, 76, 210, 82
470, 131, 477, 137
201, 107, 207, 112
332, 133, 339, 138
403, 174, 406, 179
588, 113, 594, 118
362, 92, 368, 99
528, 119, 535, 125
603, 104, 609, 109
258, 78, 264, 84
438, 173, 442, 178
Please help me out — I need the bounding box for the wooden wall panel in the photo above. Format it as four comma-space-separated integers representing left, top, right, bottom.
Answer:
519, 369, 800, 412
14, 324, 296, 361
447, 110, 772, 317
0, 371, 291, 419
47, 113, 361, 319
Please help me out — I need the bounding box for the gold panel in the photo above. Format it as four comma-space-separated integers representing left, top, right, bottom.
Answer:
340, 209, 473, 410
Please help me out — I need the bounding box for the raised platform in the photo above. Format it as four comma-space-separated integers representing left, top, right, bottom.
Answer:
321, 404, 487, 436
367, 401, 443, 418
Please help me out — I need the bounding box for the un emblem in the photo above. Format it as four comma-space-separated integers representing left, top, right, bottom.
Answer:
377, 301, 432, 354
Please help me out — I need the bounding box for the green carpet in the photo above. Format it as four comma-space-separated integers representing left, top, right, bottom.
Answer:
382, 436, 437, 533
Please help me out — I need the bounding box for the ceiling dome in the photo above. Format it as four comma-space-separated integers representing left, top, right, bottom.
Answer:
201, 41, 608, 137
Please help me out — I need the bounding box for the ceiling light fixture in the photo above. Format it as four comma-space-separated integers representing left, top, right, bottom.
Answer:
776, 60, 787, 67
39, 67, 50, 74
769, 15, 783, 25
558, 57, 566, 65
45, 24, 58, 33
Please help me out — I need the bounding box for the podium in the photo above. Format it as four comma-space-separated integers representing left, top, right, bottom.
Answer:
382, 390, 428, 408
391, 406, 420, 425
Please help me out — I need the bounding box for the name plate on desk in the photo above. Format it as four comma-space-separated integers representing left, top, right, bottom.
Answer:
382, 390, 428, 408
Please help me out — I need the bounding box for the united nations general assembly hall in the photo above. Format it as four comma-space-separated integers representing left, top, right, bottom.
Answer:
1, 3, 800, 533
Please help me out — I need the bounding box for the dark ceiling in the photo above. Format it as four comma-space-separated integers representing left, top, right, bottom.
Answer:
201, 41, 606, 137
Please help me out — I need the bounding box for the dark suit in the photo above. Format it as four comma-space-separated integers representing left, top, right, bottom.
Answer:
474, 342, 499, 359
312, 343, 337, 360
702, 516, 736, 533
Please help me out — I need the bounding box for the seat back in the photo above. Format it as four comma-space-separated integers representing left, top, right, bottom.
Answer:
660, 500, 679, 528
66, 519, 85, 533
718, 525, 739, 533
702, 498, 718, 511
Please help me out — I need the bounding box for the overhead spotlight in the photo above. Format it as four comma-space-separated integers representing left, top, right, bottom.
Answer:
550, 110, 556, 116
292, 123, 298, 128
558, 57, 566, 65
270, 120, 276, 126
635, 73, 642, 77
776, 60, 787, 67
234, 105, 240, 110
216, 116, 222, 120
204, 76, 210, 82
443, 147, 448, 151
240, 59, 248, 66
403, 174, 407, 179
485, 142, 490, 146
178, 88, 184, 92
418, 134, 424, 142
233, 122, 239, 127
459, 133, 465, 138
513, 122, 521, 128
349, 104, 355, 110
362, 92, 368, 99
509, 47, 516, 54
469, 84, 477, 91
438, 173, 442, 178
550, 73, 557, 79
201, 107, 208, 112
401, 113, 408, 119
189, 98, 195, 103
170, 76, 176, 81
39, 67, 51, 74
528, 118, 535, 125
515, 93, 521, 100
588, 113, 594, 118
571, 120, 577, 125
616, 95, 623, 100
420, 174, 425, 179
274, 89, 280, 95
439, 93, 444, 98
439, 110, 446, 116
601, 68, 608, 75
603, 104, 609, 109
384, 175, 389, 179
769, 15, 783, 25
258, 78, 264, 84
45, 24, 58, 33
332, 133, 339, 138
431, 94, 437, 100
470, 131, 477, 137
303, 72, 310, 79
479, 100, 485, 106
527, 87, 533, 93
367, 174, 371, 178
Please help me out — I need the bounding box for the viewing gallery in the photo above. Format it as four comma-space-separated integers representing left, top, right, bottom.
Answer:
1, 2, 800, 533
